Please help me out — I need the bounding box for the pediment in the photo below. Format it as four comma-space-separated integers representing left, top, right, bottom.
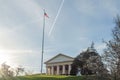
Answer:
45, 54, 74, 64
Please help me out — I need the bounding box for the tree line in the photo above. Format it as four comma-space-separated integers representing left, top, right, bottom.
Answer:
0, 62, 34, 80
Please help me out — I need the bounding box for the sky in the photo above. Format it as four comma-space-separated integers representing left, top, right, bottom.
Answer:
0, 0, 120, 73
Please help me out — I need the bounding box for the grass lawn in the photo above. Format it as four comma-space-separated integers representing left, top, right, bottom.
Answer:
17, 74, 84, 80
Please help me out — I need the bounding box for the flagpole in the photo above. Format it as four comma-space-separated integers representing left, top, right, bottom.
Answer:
41, 9, 45, 74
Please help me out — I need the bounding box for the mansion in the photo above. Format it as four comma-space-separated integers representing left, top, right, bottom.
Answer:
44, 54, 74, 75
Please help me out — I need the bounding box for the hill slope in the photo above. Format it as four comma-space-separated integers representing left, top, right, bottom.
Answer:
17, 75, 84, 80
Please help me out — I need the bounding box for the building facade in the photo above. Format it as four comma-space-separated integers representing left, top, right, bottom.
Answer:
44, 54, 74, 75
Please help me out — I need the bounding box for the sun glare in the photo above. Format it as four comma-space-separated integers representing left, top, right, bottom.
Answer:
0, 50, 13, 65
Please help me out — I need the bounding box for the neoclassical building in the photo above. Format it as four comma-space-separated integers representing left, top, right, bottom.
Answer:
44, 53, 74, 75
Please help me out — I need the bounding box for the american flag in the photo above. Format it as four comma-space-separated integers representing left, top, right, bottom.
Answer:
44, 12, 49, 18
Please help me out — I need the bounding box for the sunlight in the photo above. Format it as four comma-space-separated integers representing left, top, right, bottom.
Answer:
0, 50, 13, 65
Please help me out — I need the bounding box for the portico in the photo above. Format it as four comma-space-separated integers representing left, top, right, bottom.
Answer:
44, 54, 74, 75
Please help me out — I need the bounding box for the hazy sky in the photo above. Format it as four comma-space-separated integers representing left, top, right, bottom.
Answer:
0, 0, 120, 73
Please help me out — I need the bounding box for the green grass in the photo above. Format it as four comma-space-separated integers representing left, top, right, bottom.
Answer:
17, 74, 84, 80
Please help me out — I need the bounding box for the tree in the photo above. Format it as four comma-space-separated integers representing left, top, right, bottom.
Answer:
15, 65, 24, 76
103, 16, 120, 80
70, 42, 105, 76
0, 62, 14, 80
0, 63, 25, 80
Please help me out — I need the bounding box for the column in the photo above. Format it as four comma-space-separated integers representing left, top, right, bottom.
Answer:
62, 65, 65, 74
51, 66, 54, 75
68, 64, 71, 75
46, 66, 48, 75
57, 65, 59, 75
48, 66, 50, 75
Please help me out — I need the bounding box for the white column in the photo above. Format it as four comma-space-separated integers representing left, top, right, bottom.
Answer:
68, 64, 71, 75
48, 66, 51, 75
46, 66, 48, 75
57, 65, 59, 75
62, 65, 65, 74
51, 66, 54, 75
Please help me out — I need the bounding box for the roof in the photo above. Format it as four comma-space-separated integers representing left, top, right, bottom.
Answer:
44, 53, 74, 64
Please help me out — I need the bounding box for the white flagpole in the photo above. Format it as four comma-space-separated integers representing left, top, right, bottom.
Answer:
41, 9, 45, 74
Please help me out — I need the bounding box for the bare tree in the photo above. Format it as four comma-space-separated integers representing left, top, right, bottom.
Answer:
0, 62, 14, 80
103, 16, 120, 80
15, 65, 24, 76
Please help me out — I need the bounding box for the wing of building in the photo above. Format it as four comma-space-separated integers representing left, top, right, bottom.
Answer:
44, 53, 74, 75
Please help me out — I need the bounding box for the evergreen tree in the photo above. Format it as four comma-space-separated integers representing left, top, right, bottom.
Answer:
70, 42, 105, 76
